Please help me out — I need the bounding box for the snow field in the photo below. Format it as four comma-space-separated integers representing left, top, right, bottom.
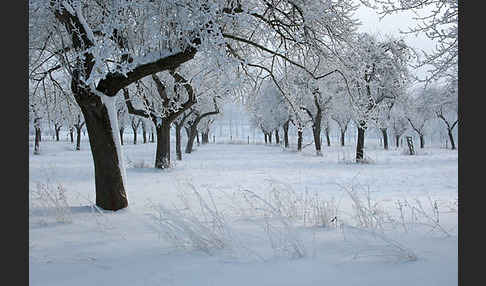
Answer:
29, 141, 457, 286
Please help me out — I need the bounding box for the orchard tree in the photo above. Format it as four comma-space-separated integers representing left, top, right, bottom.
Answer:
403, 88, 435, 149
185, 96, 221, 154
388, 101, 410, 148
341, 33, 412, 162
330, 89, 353, 146
428, 80, 458, 149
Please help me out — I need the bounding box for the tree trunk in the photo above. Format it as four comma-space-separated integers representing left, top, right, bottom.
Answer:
448, 129, 456, 150
202, 132, 209, 144
356, 123, 366, 162
70, 128, 74, 143
78, 99, 128, 211
34, 126, 41, 155
396, 135, 400, 148
325, 127, 331, 147
275, 129, 280, 144
185, 126, 197, 154
340, 130, 346, 146
264, 132, 268, 144
55, 126, 61, 142
143, 129, 147, 144
133, 129, 137, 145
381, 128, 388, 150
119, 128, 124, 146
176, 124, 182, 160
283, 121, 289, 148
155, 123, 171, 168
268, 131, 272, 144
297, 130, 303, 152
419, 135, 425, 149
312, 126, 322, 156
76, 127, 82, 151
151, 129, 155, 143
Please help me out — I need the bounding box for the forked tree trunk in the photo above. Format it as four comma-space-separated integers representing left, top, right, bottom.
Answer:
268, 131, 272, 144
283, 121, 289, 148
132, 128, 137, 145
297, 130, 303, 152
448, 129, 456, 150
381, 128, 389, 150
77, 98, 128, 211
340, 130, 346, 146
275, 129, 280, 144
356, 123, 366, 162
155, 123, 171, 168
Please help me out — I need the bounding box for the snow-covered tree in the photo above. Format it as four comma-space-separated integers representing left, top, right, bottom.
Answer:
403, 87, 435, 149
341, 32, 412, 161
362, 0, 458, 83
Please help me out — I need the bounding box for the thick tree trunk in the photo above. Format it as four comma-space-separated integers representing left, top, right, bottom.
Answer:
119, 128, 124, 146
268, 131, 272, 144
176, 124, 183, 160
356, 123, 366, 162
340, 130, 346, 146
283, 121, 289, 148
448, 129, 456, 150
78, 99, 128, 211
275, 130, 280, 144
76, 127, 82, 151
395, 135, 400, 148
264, 133, 268, 144
155, 123, 171, 168
419, 135, 425, 149
297, 130, 303, 152
381, 128, 389, 150
34, 126, 41, 155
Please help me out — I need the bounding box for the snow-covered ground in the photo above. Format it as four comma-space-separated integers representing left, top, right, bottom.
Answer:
29, 139, 457, 286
